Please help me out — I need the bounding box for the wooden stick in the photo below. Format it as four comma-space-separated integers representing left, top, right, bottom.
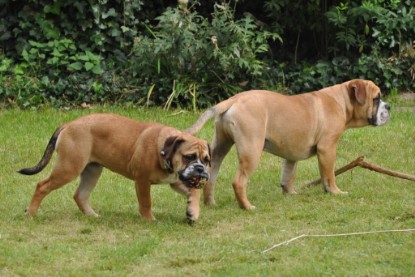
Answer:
358, 160, 415, 181
302, 156, 364, 188
301, 156, 415, 189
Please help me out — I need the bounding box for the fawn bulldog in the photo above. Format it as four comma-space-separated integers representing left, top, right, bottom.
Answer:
19, 114, 211, 223
185, 79, 390, 210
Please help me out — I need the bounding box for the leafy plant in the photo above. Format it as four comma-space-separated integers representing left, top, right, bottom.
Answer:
68, 51, 104, 75
0, 1, 414, 109
19, 39, 103, 77
130, 2, 282, 109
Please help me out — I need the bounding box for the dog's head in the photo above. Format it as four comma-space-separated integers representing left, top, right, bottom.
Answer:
161, 133, 211, 189
348, 79, 391, 127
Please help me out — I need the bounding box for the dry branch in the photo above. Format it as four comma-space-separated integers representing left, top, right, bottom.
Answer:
358, 159, 415, 181
301, 156, 415, 189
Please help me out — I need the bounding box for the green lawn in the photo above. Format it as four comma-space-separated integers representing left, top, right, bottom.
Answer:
0, 99, 414, 276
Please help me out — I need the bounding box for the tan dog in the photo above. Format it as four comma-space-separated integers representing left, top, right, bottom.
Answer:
185, 79, 390, 210
19, 114, 211, 223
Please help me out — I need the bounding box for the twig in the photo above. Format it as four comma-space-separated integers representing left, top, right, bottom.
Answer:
301, 156, 415, 189
262, 228, 415, 253
358, 160, 415, 181
262, 234, 307, 252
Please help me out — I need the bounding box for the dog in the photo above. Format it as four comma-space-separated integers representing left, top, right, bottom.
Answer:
19, 113, 211, 223
185, 79, 390, 210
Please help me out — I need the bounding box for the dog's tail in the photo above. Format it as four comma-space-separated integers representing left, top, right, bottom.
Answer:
18, 127, 63, 175
184, 98, 236, 134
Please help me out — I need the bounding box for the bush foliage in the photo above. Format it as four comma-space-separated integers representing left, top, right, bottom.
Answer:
0, 0, 414, 109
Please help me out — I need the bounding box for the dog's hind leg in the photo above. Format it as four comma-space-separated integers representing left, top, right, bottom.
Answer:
228, 116, 267, 210
204, 129, 233, 206
26, 176, 61, 216
26, 164, 84, 216
280, 160, 298, 194
232, 152, 261, 210
232, 138, 264, 210
26, 136, 91, 216
74, 163, 103, 216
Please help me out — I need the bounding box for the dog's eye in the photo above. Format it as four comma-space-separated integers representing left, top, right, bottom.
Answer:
203, 156, 210, 165
183, 154, 196, 163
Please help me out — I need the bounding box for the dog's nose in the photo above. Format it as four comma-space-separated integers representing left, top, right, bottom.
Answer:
385, 104, 391, 111
194, 164, 205, 173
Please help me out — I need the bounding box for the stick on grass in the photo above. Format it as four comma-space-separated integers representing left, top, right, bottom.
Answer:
301, 156, 415, 189
262, 228, 415, 253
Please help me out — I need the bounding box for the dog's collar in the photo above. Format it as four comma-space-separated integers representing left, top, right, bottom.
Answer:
160, 150, 174, 173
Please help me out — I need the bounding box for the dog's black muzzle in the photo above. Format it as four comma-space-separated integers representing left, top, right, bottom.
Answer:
179, 163, 209, 189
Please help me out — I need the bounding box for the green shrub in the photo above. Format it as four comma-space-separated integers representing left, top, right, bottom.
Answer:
0, 0, 144, 60
278, 0, 415, 94
129, 2, 281, 109
0, 51, 129, 108
0, 0, 145, 108
323, 0, 414, 91
283, 45, 415, 94
0, 0, 413, 109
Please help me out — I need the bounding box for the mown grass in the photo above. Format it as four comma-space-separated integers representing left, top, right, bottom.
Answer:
0, 98, 414, 276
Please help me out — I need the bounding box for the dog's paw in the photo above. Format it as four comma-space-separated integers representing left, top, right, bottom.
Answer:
326, 189, 349, 195
186, 210, 198, 225
141, 215, 157, 221
283, 190, 298, 195
245, 205, 256, 210
187, 218, 196, 226
84, 210, 100, 217
204, 198, 216, 206
24, 208, 36, 217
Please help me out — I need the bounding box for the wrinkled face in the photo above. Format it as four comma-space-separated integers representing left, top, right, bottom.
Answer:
349, 79, 391, 127
177, 145, 211, 189
161, 134, 211, 189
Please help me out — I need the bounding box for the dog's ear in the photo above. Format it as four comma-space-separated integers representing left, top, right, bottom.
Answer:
349, 79, 367, 105
161, 136, 185, 162
160, 136, 185, 173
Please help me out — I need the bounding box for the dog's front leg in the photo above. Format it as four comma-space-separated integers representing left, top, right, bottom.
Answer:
135, 181, 156, 220
317, 145, 347, 194
170, 182, 190, 195
170, 183, 200, 225
186, 188, 200, 225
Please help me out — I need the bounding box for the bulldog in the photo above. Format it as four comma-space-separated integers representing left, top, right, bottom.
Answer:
185, 79, 390, 210
19, 114, 211, 223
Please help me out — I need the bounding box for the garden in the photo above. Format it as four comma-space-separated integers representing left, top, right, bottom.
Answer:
0, 0, 414, 275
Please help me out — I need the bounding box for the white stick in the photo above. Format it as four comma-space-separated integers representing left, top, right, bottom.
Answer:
262, 228, 415, 253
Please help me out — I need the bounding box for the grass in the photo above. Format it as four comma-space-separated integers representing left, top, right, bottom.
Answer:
0, 98, 414, 276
